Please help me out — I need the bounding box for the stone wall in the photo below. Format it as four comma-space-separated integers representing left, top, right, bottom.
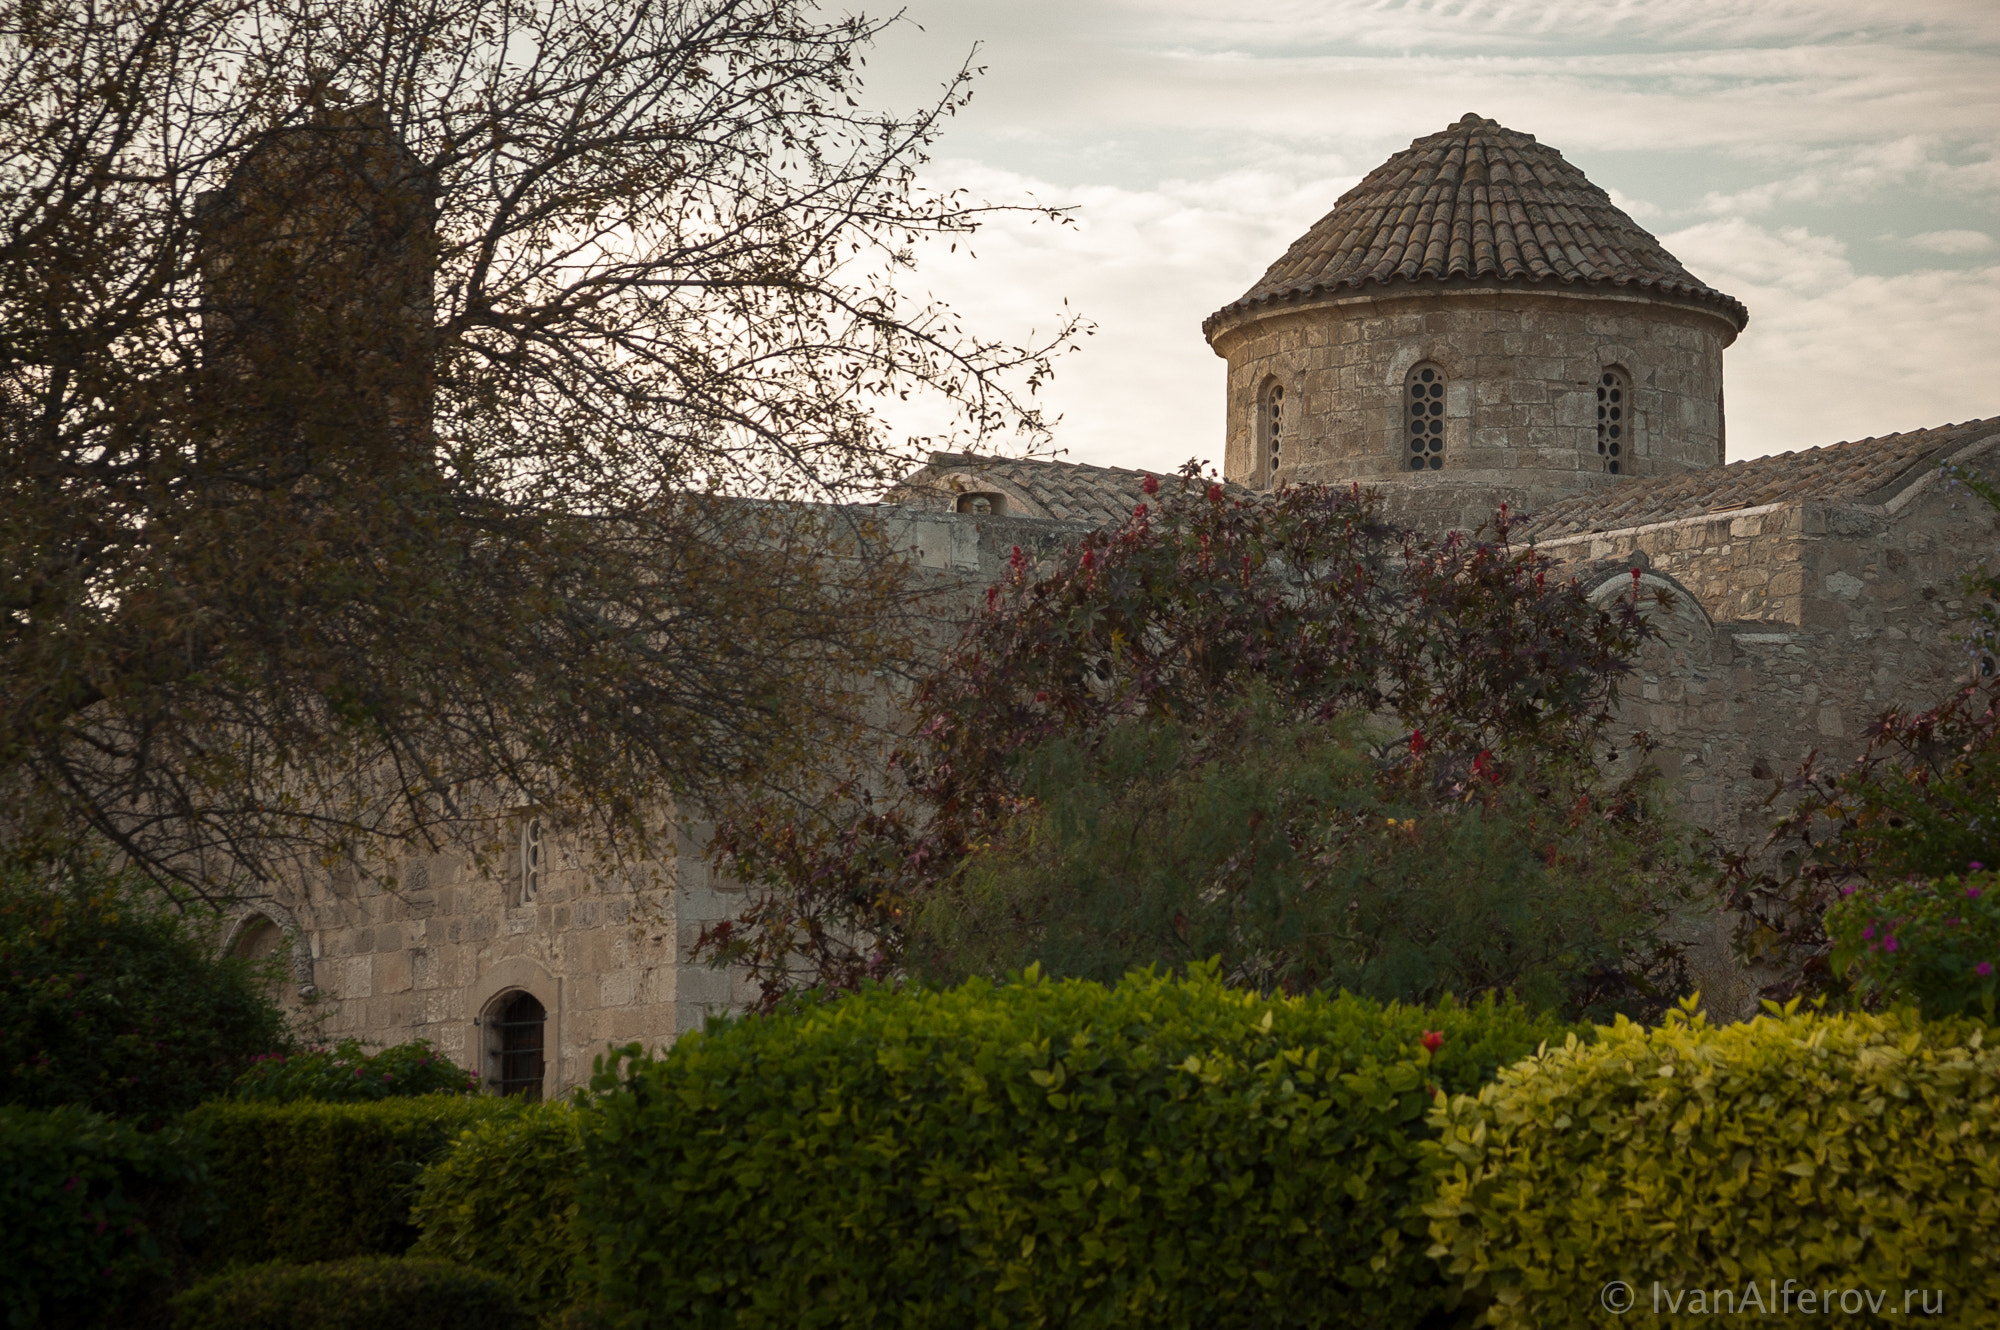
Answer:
1538, 443, 2000, 1014
1208, 284, 1736, 532
228, 507, 1087, 1099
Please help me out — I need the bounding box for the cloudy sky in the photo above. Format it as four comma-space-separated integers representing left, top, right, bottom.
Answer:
862, 0, 2000, 474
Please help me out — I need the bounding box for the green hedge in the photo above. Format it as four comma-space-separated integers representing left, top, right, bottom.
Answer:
171, 1256, 531, 1330
582, 966, 1569, 1328
0, 1104, 208, 1329
1426, 1002, 2000, 1326
184, 1097, 515, 1268
410, 1100, 586, 1313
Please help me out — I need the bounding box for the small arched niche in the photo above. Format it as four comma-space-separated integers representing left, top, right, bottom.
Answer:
955, 491, 1007, 516
226, 912, 301, 1008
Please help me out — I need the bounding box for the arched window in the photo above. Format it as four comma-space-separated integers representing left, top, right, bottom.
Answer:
1258, 380, 1285, 483
487, 991, 547, 1100
1405, 364, 1445, 470
1597, 369, 1631, 473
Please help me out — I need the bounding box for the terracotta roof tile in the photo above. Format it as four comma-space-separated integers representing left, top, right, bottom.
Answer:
1206, 114, 1747, 335
1522, 418, 2000, 540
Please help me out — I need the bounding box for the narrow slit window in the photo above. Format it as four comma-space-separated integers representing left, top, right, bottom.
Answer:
1405, 365, 1445, 470
518, 816, 544, 907
1259, 380, 1285, 483
1597, 369, 1631, 474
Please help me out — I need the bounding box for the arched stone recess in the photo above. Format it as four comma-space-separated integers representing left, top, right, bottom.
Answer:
1585, 568, 1723, 808
467, 956, 563, 1098
1880, 430, 2000, 517
928, 470, 1046, 519
223, 897, 318, 1000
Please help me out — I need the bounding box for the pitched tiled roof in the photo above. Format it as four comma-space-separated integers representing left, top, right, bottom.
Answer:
1522, 418, 2000, 540
888, 454, 1253, 525
1206, 114, 1747, 335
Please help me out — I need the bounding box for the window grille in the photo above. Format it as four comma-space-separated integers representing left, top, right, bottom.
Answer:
1597, 369, 1631, 473
1260, 381, 1285, 482
491, 991, 546, 1100
1406, 365, 1445, 469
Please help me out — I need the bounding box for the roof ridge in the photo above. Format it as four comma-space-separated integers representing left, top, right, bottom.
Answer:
1522, 417, 2000, 539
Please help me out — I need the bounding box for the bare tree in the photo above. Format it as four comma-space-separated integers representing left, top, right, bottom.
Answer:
0, 0, 1080, 896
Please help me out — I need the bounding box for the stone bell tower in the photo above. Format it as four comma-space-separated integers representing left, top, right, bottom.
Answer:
197, 102, 437, 477
1204, 113, 1748, 532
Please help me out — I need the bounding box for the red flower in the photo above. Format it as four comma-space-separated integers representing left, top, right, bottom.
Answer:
1206, 483, 1223, 503
1420, 1030, 1444, 1052
1409, 729, 1426, 756
1142, 473, 1160, 496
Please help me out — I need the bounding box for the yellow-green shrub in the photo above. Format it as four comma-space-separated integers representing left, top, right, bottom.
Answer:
410, 1100, 585, 1313
1426, 1003, 2000, 1327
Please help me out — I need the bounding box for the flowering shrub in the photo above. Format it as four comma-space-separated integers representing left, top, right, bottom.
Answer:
1827, 865, 2000, 1019
1, 1104, 208, 1329
230, 1039, 478, 1102
704, 466, 1674, 1007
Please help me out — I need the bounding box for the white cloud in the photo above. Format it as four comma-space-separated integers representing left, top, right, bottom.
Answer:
1906, 229, 1996, 254
1663, 219, 2000, 455
867, 0, 2000, 477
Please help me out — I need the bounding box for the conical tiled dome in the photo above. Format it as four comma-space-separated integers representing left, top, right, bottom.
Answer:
1205, 114, 1747, 333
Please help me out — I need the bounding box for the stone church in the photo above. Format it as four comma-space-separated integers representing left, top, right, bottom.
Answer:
230, 113, 1998, 1095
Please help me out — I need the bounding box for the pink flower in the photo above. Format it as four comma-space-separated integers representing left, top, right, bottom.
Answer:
1971, 861, 1986, 872
1861, 924, 1875, 940
1883, 935, 1899, 953
1840, 885, 1859, 898
1969, 886, 1984, 900
63, 1176, 78, 1192
1420, 1030, 1444, 1052
1978, 962, 1994, 978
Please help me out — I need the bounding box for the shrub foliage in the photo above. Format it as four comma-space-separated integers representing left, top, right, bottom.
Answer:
580, 966, 1569, 1329
913, 691, 1697, 1020
705, 468, 1678, 1006
1827, 867, 2000, 1019
233, 1039, 479, 1102
1426, 1003, 2000, 1327
409, 1100, 586, 1313
0, 1104, 209, 1330
184, 1097, 513, 1268
171, 1257, 531, 1330
0, 865, 287, 1122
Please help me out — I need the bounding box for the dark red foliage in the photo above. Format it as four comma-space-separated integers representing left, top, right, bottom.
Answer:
700, 464, 1662, 1009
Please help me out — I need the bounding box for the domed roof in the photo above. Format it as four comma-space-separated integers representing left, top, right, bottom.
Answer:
1205, 114, 1747, 335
